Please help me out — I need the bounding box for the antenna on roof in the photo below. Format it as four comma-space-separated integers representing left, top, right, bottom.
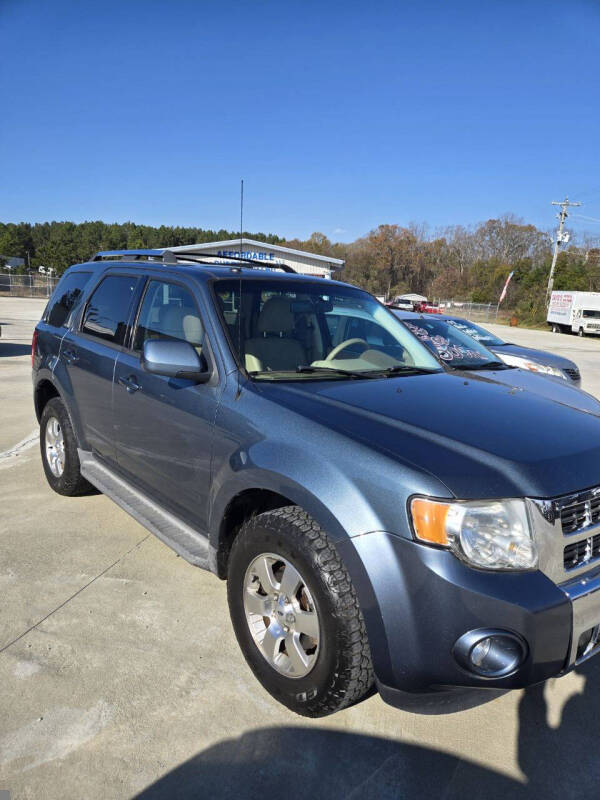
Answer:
239, 178, 244, 255
236, 178, 244, 400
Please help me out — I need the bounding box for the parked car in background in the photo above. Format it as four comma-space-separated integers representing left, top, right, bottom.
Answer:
33, 250, 600, 717
419, 302, 442, 314
547, 290, 600, 337
441, 316, 582, 386
392, 311, 597, 413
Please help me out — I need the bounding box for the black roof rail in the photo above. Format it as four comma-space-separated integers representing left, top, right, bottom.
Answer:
92, 249, 296, 273
92, 249, 166, 261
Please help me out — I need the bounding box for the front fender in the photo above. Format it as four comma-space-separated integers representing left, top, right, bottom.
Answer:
209, 448, 359, 551
208, 385, 451, 553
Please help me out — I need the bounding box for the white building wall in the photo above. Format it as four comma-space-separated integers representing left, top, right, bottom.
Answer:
170, 240, 343, 278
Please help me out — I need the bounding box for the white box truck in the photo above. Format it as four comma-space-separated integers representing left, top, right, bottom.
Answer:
547, 291, 600, 336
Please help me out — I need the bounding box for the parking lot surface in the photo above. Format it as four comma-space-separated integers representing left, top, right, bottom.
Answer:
1, 297, 600, 799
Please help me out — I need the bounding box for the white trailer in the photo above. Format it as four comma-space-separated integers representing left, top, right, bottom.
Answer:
547, 291, 600, 336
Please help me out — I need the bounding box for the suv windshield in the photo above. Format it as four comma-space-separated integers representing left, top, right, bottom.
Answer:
213, 279, 441, 379
399, 315, 506, 369
444, 318, 506, 346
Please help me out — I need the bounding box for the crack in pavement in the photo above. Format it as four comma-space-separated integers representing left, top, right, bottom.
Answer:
0, 534, 151, 654
0, 430, 39, 467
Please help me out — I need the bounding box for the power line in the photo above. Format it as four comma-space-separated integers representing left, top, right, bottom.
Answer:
546, 197, 582, 305
570, 186, 600, 202
570, 214, 600, 224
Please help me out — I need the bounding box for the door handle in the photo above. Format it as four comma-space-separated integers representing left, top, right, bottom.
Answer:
118, 375, 141, 394
63, 348, 79, 364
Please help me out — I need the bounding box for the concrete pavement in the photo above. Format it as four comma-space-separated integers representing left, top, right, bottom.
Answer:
1, 296, 600, 799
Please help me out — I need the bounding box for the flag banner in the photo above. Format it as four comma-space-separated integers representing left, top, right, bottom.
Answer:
498, 271, 514, 304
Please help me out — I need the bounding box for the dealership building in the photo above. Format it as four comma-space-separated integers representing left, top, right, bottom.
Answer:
169, 238, 344, 279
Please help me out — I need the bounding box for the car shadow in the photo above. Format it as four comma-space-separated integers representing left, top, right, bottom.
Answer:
134, 659, 600, 800
0, 342, 32, 357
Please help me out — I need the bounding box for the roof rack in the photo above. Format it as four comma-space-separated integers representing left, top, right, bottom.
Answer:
92, 249, 296, 273
92, 249, 165, 261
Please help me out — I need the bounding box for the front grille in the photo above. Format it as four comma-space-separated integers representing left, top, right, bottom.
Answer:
559, 487, 600, 570
564, 533, 600, 570
560, 493, 600, 535
564, 367, 581, 382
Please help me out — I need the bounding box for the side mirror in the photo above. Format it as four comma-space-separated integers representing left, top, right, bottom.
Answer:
141, 339, 211, 384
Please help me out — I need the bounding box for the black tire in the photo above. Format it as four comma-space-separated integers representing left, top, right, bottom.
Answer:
40, 397, 93, 496
227, 506, 374, 717
578, 327, 584, 337
552, 324, 559, 333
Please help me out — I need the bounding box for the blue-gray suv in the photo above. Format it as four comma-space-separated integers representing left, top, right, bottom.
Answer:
32, 249, 600, 717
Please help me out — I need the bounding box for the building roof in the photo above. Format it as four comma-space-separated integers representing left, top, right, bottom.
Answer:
169, 238, 345, 266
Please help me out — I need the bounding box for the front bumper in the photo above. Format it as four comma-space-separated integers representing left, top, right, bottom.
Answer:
337, 532, 600, 707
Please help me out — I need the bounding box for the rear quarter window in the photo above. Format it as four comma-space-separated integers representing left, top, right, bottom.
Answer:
45, 271, 92, 328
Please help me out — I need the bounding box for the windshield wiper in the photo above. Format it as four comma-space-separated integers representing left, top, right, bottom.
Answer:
374, 365, 441, 377
448, 360, 510, 371
295, 365, 380, 379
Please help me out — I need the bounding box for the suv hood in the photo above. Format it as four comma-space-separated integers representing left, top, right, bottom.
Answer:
476, 367, 596, 411
255, 371, 600, 500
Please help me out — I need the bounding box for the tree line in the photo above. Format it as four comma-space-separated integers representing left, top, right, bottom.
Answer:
286, 219, 600, 323
0, 221, 283, 275
1, 216, 599, 324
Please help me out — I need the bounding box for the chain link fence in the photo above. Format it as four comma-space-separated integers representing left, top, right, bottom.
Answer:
438, 300, 514, 325
0, 273, 58, 298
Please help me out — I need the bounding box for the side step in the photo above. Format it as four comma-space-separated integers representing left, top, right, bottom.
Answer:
79, 450, 212, 570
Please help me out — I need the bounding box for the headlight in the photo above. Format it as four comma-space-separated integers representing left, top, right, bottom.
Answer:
410, 497, 537, 570
498, 353, 566, 380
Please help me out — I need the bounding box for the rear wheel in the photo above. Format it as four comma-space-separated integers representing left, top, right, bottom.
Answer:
552, 323, 560, 333
40, 398, 93, 496
227, 506, 373, 717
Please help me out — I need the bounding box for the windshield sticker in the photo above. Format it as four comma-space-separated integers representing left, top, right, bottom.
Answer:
405, 322, 488, 362
446, 320, 488, 342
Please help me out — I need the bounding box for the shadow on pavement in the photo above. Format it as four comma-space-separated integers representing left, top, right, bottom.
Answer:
135, 659, 600, 800
0, 342, 31, 357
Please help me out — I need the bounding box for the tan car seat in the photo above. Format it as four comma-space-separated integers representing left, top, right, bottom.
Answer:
244, 296, 306, 372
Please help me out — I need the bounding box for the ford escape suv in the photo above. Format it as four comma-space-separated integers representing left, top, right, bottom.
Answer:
33, 249, 600, 717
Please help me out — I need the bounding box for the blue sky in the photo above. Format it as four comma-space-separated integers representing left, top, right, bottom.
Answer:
1, 0, 599, 241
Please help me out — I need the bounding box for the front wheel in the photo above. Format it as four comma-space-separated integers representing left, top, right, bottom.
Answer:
578, 328, 585, 337
227, 507, 373, 717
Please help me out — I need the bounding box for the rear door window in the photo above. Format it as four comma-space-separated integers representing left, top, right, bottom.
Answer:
82, 275, 140, 345
45, 271, 92, 328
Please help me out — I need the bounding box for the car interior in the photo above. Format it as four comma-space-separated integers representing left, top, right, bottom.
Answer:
134, 282, 204, 356
214, 283, 418, 374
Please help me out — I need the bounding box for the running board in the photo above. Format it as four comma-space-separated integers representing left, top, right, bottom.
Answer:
78, 450, 212, 570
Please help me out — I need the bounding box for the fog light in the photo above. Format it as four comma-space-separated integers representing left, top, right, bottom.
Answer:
454, 629, 527, 678
471, 638, 492, 667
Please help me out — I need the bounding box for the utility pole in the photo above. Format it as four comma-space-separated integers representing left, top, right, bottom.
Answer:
546, 196, 581, 305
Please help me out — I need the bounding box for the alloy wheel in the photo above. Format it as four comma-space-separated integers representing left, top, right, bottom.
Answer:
45, 416, 65, 477
243, 553, 320, 678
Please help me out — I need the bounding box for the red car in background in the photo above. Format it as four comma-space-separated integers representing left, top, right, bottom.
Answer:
417, 302, 443, 314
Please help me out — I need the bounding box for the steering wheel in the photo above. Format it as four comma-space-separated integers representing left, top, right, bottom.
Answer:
325, 338, 369, 361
